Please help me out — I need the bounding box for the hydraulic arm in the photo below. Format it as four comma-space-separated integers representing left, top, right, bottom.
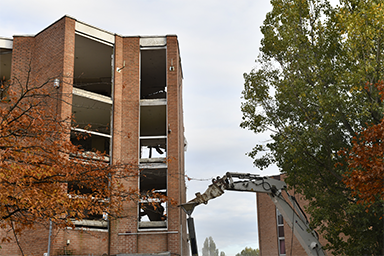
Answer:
180, 172, 326, 256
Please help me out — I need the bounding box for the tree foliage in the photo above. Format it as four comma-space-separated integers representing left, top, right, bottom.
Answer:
241, 0, 384, 255
0, 75, 163, 244
341, 81, 384, 206
235, 247, 259, 256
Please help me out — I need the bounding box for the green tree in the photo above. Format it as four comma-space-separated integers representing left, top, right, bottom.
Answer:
202, 237, 219, 256
241, 0, 384, 255
235, 247, 259, 256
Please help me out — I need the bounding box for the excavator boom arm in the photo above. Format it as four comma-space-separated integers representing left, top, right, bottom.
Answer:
181, 172, 326, 256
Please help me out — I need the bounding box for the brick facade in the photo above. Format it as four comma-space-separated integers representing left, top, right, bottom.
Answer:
0, 16, 188, 256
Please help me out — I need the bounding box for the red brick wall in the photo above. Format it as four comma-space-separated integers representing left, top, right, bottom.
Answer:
166, 35, 182, 255
31, 17, 66, 87
257, 192, 280, 256
138, 233, 168, 253
111, 35, 124, 163
52, 228, 108, 255
120, 36, 140, 165
110, 35, 141, 255
0, 223, 49, 256
60, 17, 75, 123
166, 35, 188, 255
10, 36, 34, 85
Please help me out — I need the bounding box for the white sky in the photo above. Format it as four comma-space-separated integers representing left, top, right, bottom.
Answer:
0, 1, 281, 255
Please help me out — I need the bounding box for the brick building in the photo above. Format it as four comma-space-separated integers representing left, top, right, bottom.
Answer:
0, 16, 188, 256
256, 175, 329, 256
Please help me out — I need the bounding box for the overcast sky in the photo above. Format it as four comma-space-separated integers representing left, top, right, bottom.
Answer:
0, 1, 280, 255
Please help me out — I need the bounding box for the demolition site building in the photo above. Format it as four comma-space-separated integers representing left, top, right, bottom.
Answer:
0, 15, 188, 256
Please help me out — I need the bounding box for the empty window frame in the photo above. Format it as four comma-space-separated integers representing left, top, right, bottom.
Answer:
71, 87, 112, 158
70, 130, 111, 156
0, 48, 12, 101
72, 91, 112, 134
138, 168, 167, 229
276, 208, 286, 256
140, 104, 167, 160
140, 105, 166, 136
140, 48, 166, 99
140, 168, 167, 195
73, 34, 113, 97
68, 180, 108, 229
140, 137, 166, 160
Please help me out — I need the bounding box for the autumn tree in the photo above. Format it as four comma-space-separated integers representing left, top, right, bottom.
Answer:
0, 74, 161, 247
341, 81, 384, 206
235, 247, 259, 256
241, 0, 383, 255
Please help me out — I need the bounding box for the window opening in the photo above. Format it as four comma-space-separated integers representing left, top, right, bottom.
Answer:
73, 34, 113, 97
139, 202, 166, 222
140, 137, 166, 160
277, 208, 286, 255
72, 93, 112, 134
140, 49, 166, 99
0, 49, 12, 101
70, 130, 110, 157
140, 105, 166, 136
140, 104, 167, 161
68, 181, 108, 229
139, 168, 167, 229
140, 169, 166, 194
